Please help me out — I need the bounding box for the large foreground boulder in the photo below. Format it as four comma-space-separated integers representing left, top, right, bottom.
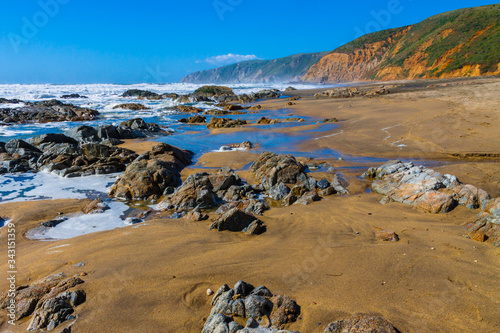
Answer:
250, 152, 307, 191
109, 143, 193, 200
202, 281, 300, 333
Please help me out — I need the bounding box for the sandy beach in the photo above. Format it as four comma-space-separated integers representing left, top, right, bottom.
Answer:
1, 77, 499, 332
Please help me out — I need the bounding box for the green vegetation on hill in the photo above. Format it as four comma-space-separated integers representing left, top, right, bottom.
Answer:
380, 4, 500, 76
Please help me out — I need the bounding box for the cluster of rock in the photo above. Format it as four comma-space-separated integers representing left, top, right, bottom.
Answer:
363, 160, 500, 247
179, 115, 207, 124
315, 87, 389, 99
1, 272, 86, 332
257, 117, 281, 125
202, 281, 300, 333
121, 86, 281, 104
0, 119, 166, 176
157, 167, 267, 229
207, 118, 248, 129
0, 99, 99, 124
250, 152, 348, 207
202, 282, 399, 333
109, 143, 194, 200
152, 152, 347, 234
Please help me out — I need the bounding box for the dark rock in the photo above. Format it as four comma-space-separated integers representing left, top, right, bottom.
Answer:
113, 103, 149, 110
268, 182, 291, 201
60, 94, 87, 99
121, 89, 160, 99
294, 191, 321, 205
203, 281, 299, 333
210, 208, 265, 234
179, 115, 206, 123
175, 105, 204, 113
207, 117, 247, 129
0, 100, 98, 124
193, 86, 237, 102
250, 152, 306, 191
324, 314, 398, 333
109, 143, 193, 200
317, 179, 330, 190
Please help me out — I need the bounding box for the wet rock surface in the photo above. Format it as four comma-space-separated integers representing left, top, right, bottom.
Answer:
324, 314, 398, 333
0, 272, 86, 331
0, 99, 99, 124
113, 103, 149, 110
202, 281, 300, 333
109, 143, 194, 200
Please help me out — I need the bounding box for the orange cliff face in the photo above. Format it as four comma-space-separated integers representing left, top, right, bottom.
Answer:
302, 26, 500, 83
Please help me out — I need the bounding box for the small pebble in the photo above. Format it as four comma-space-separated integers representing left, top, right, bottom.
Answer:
431, 247, 435, 250
206, 288, 214, 296
355, 232, 360, 234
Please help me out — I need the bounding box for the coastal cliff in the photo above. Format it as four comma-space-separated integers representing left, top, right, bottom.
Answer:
182, 5, 500, 84
304, 4, 500, 82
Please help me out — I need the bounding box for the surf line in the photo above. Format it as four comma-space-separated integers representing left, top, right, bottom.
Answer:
315, 130, 344, 140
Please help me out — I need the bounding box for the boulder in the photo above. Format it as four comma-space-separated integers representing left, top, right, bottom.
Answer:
0, 100, 98, 124
193, 85, 237, 102
113, 103, 149, 110
179, 115, 206, 123
324, 314, 398, 333
121, 89, 160, 99
207, 117, 247, 129
202, 281, 300, 333
364, 160, 490, 214
464, 197, 500, 247
109, 143, 193, 200
250, 152, 306, 191
175, 105, 203, 113
210, 208, 265, 234
60, 94, 87, 99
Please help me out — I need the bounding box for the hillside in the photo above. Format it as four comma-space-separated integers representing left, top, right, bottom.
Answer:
303, 4, 500, 82
181, 52, 328, 84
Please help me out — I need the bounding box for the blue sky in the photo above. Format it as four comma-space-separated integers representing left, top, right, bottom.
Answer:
0, 0, 497, 84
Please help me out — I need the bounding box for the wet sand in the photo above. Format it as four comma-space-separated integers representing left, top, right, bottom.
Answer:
1, 78, 500, 332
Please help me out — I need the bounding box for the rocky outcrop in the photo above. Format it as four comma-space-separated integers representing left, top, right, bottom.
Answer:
174, 105, 203, 113
315, 87, 389, 98
1, 272, 86, 331
250, 152, 306, 191
158, 168, 258, 212
113, 103, 149, 110
179, 115, 206, 124
209, 208, 265, 235
465, 198, 500, 247
0, 99, 99, 124
207, 117, 247, 129
257, 117, 281, 125
202, 281, 300, 333
109, 143, 193, 200
121, 89, 161, 100
192, 86, 237, 102
363, 160, 491, 213
60, 94, 88, 99
324, 314, 398, 333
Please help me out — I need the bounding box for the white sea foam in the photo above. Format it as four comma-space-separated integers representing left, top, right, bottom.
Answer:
27, 201, 132, 240
0, 171, 118, 203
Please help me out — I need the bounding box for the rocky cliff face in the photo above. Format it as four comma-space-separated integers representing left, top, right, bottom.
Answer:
303, 5, 500, 83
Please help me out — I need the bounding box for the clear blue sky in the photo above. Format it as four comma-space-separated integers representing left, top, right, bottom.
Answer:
0, 0, 497, 84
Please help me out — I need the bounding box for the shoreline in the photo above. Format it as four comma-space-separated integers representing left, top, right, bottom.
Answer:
1, 76, 499, 332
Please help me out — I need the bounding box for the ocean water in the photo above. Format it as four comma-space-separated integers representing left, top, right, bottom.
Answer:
1, 82, 384, 240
